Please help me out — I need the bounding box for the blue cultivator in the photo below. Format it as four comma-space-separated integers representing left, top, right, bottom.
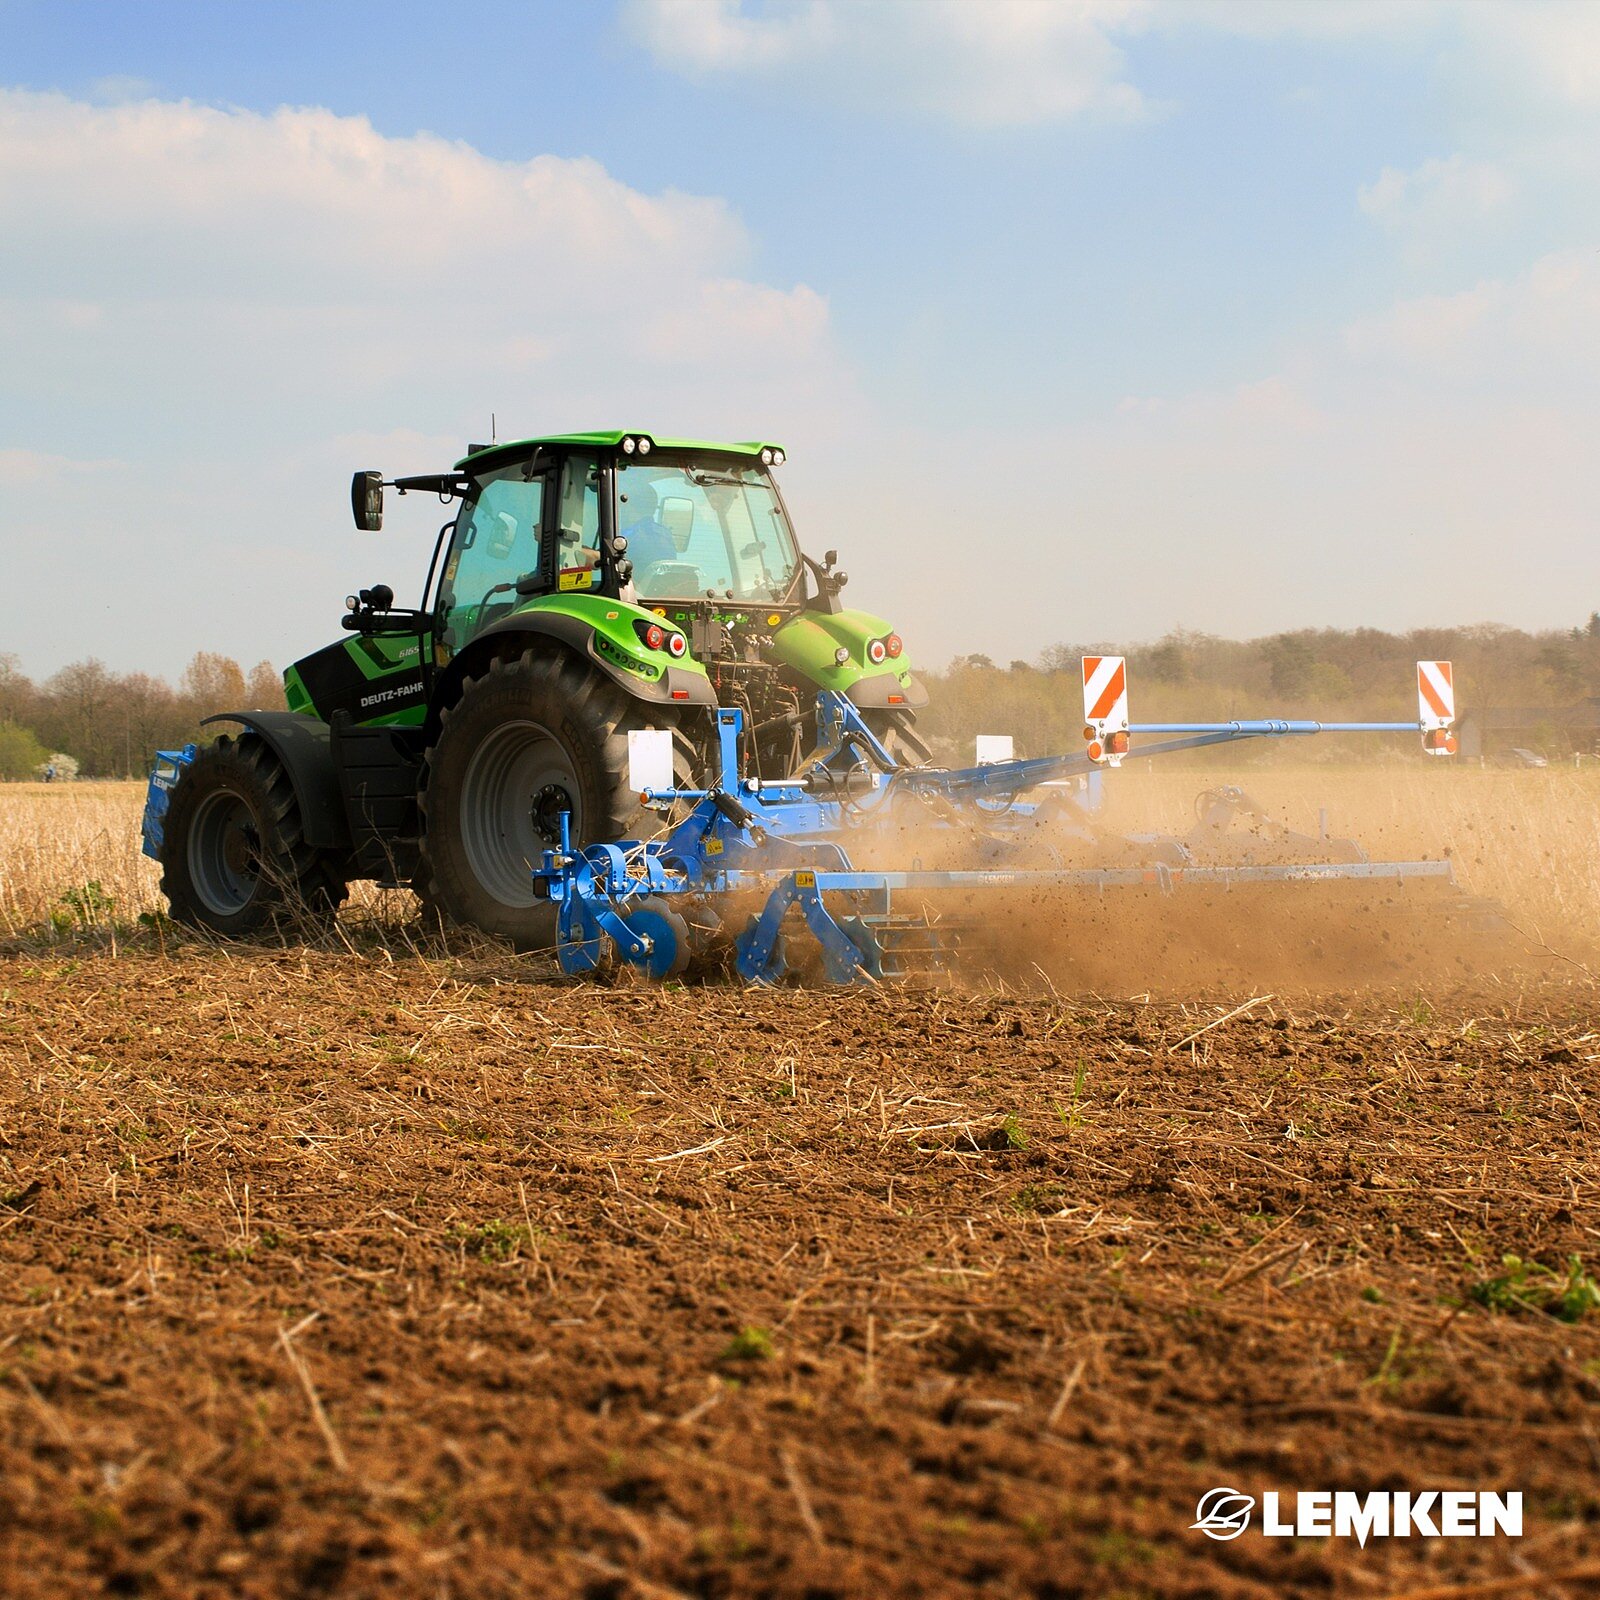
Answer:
535, 658, 1466, 985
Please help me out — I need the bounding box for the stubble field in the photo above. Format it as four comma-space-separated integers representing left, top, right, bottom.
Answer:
1, 771, 1598, 1598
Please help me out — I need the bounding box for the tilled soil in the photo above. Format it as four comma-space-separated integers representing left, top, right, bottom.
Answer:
1, 944, 1598, 1598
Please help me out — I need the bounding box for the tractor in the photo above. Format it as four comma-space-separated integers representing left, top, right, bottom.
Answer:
147, 431, 927, 946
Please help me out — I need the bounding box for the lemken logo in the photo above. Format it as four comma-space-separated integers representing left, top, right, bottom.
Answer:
1191, 1488, 1255, 1541
1192, 1488, 1523, 1545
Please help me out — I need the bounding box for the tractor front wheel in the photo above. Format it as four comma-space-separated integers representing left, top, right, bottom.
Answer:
418, 650, 692, 948
159, 733, 349, 936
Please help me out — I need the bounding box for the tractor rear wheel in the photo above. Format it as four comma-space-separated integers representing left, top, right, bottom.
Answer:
418, 650, 693, 947
159, 733, 350, 936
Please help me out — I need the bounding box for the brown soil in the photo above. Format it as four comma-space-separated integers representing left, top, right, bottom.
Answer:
2, 943, 1598, 1598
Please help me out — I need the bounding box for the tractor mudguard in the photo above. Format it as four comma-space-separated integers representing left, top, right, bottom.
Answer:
441, 601, 718, 717
200, 711, 352, 851
768, 609, 922, 702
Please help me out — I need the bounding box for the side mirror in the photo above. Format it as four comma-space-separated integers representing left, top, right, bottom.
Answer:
351, 471, 384, 532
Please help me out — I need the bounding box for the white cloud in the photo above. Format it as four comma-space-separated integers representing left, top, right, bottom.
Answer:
621, 0, 1154, 127
0, 447, 122, 486
0, 89, 845, 676
1342, 247, 1600, 377
625, 0, 836, 71
625, 0, 1600, 128
1358, 155, 1514, 257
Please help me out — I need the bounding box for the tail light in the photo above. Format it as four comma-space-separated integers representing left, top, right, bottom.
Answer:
1107, 731, 1129, 755
867, 637, 888, 665
885, 633, 903, 658
633, 619, 687, 657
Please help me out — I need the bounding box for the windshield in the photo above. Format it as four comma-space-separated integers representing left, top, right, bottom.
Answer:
615, 456, 800, 603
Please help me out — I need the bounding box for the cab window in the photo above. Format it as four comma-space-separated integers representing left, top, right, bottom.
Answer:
437, 469, 546, 651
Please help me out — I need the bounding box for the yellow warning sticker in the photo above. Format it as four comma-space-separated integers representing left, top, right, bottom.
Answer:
705, 838, 724, 856
794, 870, 816, 888
559, 568, 595, 591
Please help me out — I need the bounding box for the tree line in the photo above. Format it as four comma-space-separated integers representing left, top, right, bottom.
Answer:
0, 653, 285, 779
3, 614, 1596, 779
921, 616, 1600, 760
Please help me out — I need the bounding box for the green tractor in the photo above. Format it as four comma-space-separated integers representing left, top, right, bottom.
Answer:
149, 431, 927, 945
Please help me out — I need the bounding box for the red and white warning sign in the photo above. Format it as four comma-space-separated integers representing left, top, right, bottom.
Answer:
1416, 660, 1457, 757
1081, 655, 1130, 765
1417, 660, 1454, 728
1082, 655, 1128, 731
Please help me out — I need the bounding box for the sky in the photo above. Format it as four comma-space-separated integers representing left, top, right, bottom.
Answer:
1, 0, 1597, 680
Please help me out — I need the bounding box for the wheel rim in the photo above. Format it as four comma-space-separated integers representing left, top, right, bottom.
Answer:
459, 719, 582, 908
188, 790, 264, 916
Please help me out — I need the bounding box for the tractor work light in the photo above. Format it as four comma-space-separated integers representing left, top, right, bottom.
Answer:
834, 646, 851, 666
621, 437, 635, 454
621, 434, 652, 456
867, 638, 888, 665
885, 633, 903, 658
772, 448, 785, 464
760, 448, 774, 465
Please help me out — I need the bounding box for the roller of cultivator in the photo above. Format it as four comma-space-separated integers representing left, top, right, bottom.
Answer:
535, 657, 1479, 986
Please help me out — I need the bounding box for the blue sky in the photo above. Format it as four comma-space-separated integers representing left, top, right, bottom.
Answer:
1, 0, 1596, 678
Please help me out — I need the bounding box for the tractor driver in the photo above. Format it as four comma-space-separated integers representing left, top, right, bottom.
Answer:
619, 482, 676, 572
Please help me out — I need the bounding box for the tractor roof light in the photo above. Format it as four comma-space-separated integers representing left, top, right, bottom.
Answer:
760, 448, 774, 465
772, 448, 785, 465
636, 436, 652, 455
621, 436, 636, 454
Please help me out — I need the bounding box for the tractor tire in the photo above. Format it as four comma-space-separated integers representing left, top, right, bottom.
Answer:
863, 707, 933, 767
417, 649, 694, 948
159, 733, 349, 936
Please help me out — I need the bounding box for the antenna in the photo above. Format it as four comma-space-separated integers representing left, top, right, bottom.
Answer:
491, 411, 497, 444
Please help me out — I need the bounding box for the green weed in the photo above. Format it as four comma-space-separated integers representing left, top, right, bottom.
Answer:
53, 880, 114, 931
451, 1219, 528, 1261
1469, 1255, 1600, 1323
718, 1325, 775, 1363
